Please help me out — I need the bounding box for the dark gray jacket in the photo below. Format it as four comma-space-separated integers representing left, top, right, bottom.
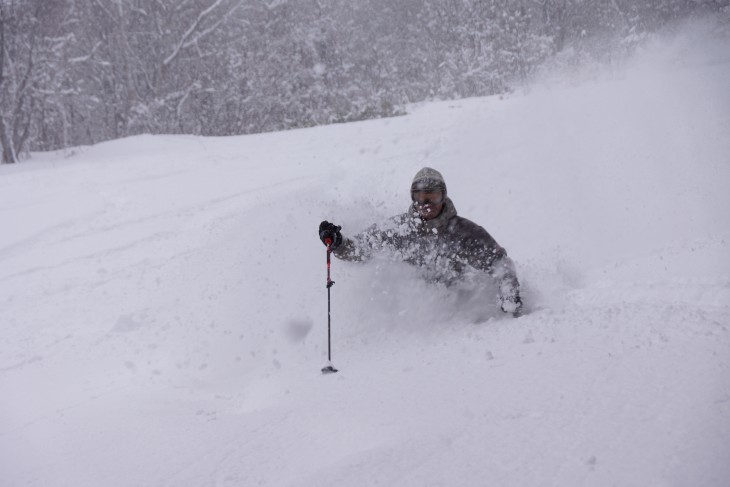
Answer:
333, 197, 520, 299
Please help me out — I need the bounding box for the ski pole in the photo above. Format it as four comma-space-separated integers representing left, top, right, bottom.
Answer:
321, 240, 338, 374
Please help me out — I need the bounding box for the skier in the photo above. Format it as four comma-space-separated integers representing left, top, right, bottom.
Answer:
319, 167, 523, 317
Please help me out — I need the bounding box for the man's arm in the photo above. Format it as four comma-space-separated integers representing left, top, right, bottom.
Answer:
332, 234, 373, 262
458, 222, 523, 316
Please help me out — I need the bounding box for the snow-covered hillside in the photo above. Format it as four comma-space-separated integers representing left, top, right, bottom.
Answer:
2, 25, 729, 487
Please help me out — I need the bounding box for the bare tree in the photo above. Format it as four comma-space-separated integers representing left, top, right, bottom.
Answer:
0, 2, 37, 164
0, 0, 72, 163
2, 0, 724, 159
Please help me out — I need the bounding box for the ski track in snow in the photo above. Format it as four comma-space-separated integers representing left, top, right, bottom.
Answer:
1, 25, 730, 487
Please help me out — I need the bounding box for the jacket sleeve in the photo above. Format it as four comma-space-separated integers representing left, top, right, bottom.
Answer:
460, 225, 520, 299
490, 252, 521, 300
331, 214, 409, 262
331, 224, 381, 262
332, 236, 369, 262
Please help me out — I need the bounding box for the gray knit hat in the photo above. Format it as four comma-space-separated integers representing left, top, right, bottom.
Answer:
411, 167, 447, 195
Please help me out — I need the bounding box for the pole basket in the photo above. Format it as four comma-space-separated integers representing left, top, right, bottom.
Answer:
321, 363, 338, 374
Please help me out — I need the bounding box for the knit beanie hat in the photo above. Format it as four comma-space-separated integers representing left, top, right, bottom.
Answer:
411, 167, 447, 196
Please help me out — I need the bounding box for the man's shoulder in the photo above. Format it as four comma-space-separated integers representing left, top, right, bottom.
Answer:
449, 214, 484, 232
448, 215, 496, 243
384, 211, 417, 230
360, 212, 414, 236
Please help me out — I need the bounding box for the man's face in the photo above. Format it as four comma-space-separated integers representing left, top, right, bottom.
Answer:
412, 190, 445, 220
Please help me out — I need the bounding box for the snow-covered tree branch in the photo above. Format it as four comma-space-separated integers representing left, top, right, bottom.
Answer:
1, 0, 726, 159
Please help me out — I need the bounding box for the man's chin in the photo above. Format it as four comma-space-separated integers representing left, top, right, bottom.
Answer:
414, 202, 444, 220
419, 209, 437, 220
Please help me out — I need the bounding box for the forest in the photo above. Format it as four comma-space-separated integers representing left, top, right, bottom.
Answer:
1, 0, 727, 163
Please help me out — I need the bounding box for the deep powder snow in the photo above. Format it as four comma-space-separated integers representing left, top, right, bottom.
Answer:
1, 24, 729, 487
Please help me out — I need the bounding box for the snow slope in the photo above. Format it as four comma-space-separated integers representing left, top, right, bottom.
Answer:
1, 25, 729, 487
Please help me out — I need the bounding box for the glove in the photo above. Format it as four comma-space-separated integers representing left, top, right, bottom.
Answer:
319, 221, 343, 250
500, 293, 523, 318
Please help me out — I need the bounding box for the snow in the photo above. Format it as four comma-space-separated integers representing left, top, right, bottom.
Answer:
2, 26, 730, 486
